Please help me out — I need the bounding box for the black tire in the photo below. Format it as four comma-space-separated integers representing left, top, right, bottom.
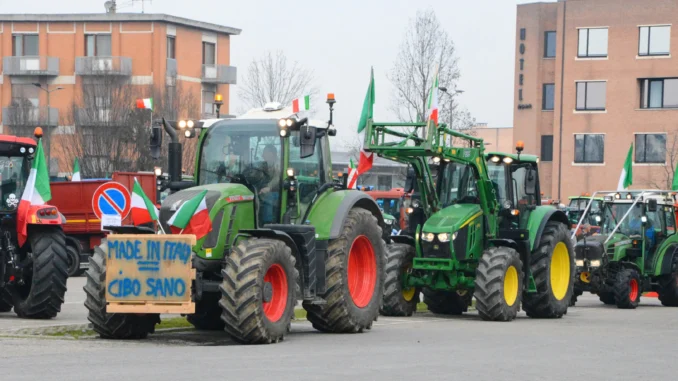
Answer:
66, 244, 80, 278
570, 286, 583, 306
0, 287, 12, 312
219, 238, 298, 344
84, 242, 160, 339
613, 268, 641, 309
11, 226, 68, 319
658, 256, 678, 307
475, 247, 523, 321
380, 243, 418, 317
303, 208, 385, 333
598, 291, 616, 305
186, 292, 225, 331
423, 289, 471, 315
522, 221, 574, 318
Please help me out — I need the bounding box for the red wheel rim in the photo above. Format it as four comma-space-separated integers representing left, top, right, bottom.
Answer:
263, 264, 288, 322
347, 235, 377, 308
629, 278, 639, 302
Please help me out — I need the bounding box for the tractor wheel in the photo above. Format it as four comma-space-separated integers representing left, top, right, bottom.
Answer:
380, 243, 418, 317
423, 289, 471, 315
613, 268, 641, 309
84, 242, 160, 339
522, 221, 574, 319
0, 287, 12, 312
11, 226, 68, 319
66, 244, 80, 278
303, 208, 385, 333
570, 287, 583, 306
475, 247, 523, 321
658, 256, 678, 307
219, 238, 298, 344
187, 292, 225, 331
598, 292, 616, 305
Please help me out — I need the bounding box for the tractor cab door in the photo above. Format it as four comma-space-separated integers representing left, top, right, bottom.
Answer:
287, 129, 328, 222
508, 162, 539, 228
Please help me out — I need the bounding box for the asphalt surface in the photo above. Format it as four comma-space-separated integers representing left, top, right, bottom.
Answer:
1, 286, 677, 381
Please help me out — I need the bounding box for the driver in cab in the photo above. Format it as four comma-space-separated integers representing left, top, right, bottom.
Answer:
258, 144, 280, 224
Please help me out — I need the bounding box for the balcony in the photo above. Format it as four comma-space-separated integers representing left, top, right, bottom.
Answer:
3, 56, 59, 76
201, 64, 237, 84
75, 57, 132, 76
74, 109, 116, 127
2, 106, 58, 126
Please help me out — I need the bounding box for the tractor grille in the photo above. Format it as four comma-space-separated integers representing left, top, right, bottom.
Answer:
421, 240, 452, 259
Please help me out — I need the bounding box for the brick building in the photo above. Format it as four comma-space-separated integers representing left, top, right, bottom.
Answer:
0, 12, 239, 175
515, 0, 678, 200
473, 124, 514, 153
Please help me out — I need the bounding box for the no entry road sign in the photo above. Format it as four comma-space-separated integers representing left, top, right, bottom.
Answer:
92, 182, 132, 220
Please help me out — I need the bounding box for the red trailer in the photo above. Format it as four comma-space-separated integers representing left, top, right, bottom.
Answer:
50, 172, 157, 276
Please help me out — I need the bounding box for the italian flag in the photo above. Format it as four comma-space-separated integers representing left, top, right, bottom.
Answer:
136, 98, 153, 110
292, 95, 310, 113
17, 139, 52, 247
357, 150, 373, 176
347, 158, 358, 189
168, 190, 211, 239
427, 69, 439, 126
131, 178, 158, 226
617, 143, 633, 191
354, 68, 375, 177
71, 157, 81, 181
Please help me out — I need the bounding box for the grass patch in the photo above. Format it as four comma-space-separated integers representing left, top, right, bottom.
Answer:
157, 317, 193, 329
44, 328, 95, 339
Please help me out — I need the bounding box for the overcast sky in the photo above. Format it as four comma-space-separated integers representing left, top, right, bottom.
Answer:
0, 0, 542, 148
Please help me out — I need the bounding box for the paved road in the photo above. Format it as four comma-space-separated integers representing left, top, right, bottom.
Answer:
1, 293, 677, 381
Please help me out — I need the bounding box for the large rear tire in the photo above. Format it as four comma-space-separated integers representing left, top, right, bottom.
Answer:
613, 268, 641, 309
11, 226, 68, 319
522, 221, 574, 318
0, 287, 12, 312
303, 208, 385, 333
380, 243, 418, 317
658, 257, 678, 307
475, 247, 523, 321
66, 244, 80, 278
219, 238, 298, 344
84, 242, 160, 339
186, 292, 225, 331
423, 289, 471, 315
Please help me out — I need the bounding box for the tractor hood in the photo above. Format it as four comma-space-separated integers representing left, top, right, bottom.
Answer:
423, 204, 482, 234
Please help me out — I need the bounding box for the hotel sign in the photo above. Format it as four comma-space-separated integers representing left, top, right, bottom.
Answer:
518, 28, 532, 110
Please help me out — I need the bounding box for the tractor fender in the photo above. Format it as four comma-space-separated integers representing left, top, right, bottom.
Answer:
306, 190, 384, 240
25, 204, 65, 226
527, 206, 570, 251
329, 191, 384, 239
391, 235, 415, 247
655, 243, 678, 276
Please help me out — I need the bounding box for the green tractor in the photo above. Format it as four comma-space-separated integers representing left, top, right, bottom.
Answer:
364, 120, 575, 321
83, 97, 387, 344
571, 190, 678, 308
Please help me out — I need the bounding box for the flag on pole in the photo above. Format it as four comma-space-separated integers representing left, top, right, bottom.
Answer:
357, 150, 374, 176
357, 67, 375, 133
131, 178, 159, 226
168, 190, 212, 239
427, 68, 439, 126
136, 98, 153, 110
347, 158, 358, 189
617, 143, 633, 191
71, 157, 81, 181
292, 95, 310, 113
17, 140, 52, 247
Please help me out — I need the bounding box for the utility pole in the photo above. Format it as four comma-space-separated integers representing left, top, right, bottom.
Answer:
439, 87, 465, 146
33, 83, 64, 176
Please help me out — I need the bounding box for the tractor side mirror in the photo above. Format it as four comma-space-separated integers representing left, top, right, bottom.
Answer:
524, 168, 537, 195
300, 126, 317, 159
404, 167, 416, 193
647, 198, 658, 212
150, 122, 163, 160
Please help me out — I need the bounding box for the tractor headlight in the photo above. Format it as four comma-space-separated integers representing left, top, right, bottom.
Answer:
575, 260, 584, 267
589, 260, 601, 267
421, 232, 435, 242
437, 233, 450, 242
385, 219, 393, 225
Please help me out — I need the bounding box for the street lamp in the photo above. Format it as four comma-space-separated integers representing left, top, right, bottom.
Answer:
439, 86, 464, 145
33, 83, 64, 175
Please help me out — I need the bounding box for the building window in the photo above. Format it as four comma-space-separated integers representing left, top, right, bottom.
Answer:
635, 133, 666, 163
639, 25, 671, 56
640, 78, 678, 108
12, 34, 39, 56
167, 36, 176, 59
578, 28, 608, 57
377, 175, 392, 191
202, 42, 216, 65
574, 134, 604, 163
202, 86, 216, 116
542, 84, 555, 110
11, 84, 39, 107
85, 34, 112, 56
576, 81, 606, 111
541, 135, 554, 161
544, 31, 556, 58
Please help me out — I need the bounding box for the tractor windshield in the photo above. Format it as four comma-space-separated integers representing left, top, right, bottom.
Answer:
376, 198, 400, 216
198, 121, 282, 192
438, 162, 478, 207
601, 203, 639, 236
0, 155, 29, 211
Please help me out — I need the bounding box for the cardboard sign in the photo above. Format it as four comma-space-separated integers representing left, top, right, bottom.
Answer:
105, 234, 196, 314
101, 214, 122, 231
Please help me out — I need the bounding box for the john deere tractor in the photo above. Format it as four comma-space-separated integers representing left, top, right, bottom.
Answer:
365, 119, 575, 321
84, 96, 386, 344
571, 190, 678, 308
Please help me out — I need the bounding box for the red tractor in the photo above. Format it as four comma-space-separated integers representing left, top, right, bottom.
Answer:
0, 129, 68, 319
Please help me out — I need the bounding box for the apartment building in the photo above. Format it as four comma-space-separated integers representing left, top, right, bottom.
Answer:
515, 0, 678, 199
0, 12, 240, 174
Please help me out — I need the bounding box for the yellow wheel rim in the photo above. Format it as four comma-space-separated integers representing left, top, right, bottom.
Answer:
402, 286, 416, 302
504, 265, 519, 307
550, 242, 571, 301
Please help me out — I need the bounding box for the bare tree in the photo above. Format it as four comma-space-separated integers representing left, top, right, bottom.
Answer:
238, 50, 318, 113
643, 132, 678, 189
389, 9, 473, 137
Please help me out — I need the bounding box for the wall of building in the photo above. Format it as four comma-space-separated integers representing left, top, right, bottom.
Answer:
475, 127, 514, 153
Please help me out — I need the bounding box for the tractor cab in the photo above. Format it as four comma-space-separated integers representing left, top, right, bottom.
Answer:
0, 135, 36, 213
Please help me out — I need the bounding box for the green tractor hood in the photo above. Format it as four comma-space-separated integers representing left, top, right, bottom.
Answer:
423, 204, 482, 234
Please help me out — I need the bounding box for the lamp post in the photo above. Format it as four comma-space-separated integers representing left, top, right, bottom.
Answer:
438, 86, 464, 145
33, 83, 64, 175
214, 93, 224, 118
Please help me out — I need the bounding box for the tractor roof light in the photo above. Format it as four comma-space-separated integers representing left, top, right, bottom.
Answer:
184, 129, 192, 138
626, 193, 633, 200
502, 157, 513, 164
154, 167, 162, 177
516, 140, 525, 153
34, 127, 43, 138
178, 120, 187, 129
187, 120, 195, 129
286, 168, 295, 178
615, 192, 621, 199
326, 93, 336, 105
433, 156, 441, 164
490, 156, 501, 163
279, 129, 288, 137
